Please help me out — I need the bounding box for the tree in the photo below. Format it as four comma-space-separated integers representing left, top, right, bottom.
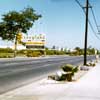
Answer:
52, 45, 56, 50
75, 47, 81, 51
74, 47, 81, 55
0, 7, 41, 57
87, 47, 95, 55
0, 7, 41, 40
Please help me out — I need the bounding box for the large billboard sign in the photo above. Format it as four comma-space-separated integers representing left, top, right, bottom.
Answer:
21, 34, 46, 49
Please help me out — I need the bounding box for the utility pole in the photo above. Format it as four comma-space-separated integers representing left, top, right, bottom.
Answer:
14, 35, 17, 58
84, 0, 89, 65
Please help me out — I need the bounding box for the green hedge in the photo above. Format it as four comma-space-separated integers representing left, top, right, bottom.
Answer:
0, 48, 14, 53
0, 48, 14, 58
46, 49, 67, 55
26, 50, 43, 57
0, 53, 14, 58
0, 48, 68, 58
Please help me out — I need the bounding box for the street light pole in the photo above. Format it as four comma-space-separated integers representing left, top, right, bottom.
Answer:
84, 0, 89, 65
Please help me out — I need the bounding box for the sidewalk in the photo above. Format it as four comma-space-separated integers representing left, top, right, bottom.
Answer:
0, 61, 100, 100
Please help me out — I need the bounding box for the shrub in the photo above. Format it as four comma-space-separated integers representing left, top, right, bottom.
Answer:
59, 74, 68, 81
61, 64, 74, 72
86, 61, 96, 67
0, 48, 14, 53
65, 73, 72, 81
0, 53, 13, 58
45, 49, 67, 55
48, 64, 78, 82
26, 50, 43, 57
17, 50, 27, 54
61, 64, 78, 81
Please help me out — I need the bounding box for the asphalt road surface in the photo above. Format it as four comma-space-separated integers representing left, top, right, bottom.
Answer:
0, 55, 95, 94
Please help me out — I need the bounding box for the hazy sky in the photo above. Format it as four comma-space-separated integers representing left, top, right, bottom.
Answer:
0, 0, 100, 49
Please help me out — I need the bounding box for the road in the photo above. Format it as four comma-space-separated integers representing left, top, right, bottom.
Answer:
0, 55, 95, 94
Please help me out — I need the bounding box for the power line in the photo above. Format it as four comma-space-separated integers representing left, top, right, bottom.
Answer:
75, 0, 83, 8
88, 2, 100, 40
75, 0, 100, 40
91, 8, 99, 32
89, 3, 99, 32
88, 20, 100, 40
91, 8, 99, 30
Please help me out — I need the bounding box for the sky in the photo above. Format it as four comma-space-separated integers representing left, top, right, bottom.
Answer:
0, 0, 100, 49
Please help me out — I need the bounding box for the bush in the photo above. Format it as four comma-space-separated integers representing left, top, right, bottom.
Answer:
26, 50, 43, 57
86, 62, 96, 67
48, 64, 78, 82
61, 64, 78, 81
61, 64, 74, 72
17, 50, 27, 54
16, 50, 27, 56
59, 74, 68, 81
66, 73, 72, 81
0, 48, 14, 53
0, 53, 14, 58
46, 49, 67, 55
